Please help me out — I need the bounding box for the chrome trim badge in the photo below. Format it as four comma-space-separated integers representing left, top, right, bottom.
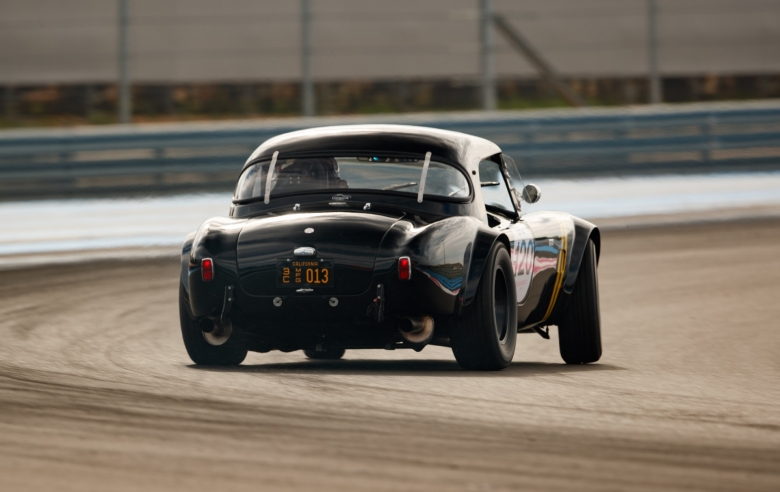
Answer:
331, 194, 351, 201
294, 246, 316, 256
304, 227, 314, 234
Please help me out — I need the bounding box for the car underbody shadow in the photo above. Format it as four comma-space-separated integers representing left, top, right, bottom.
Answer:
189, 358, 624, 377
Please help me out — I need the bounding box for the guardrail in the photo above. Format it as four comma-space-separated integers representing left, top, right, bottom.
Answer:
1, 100, 780, 199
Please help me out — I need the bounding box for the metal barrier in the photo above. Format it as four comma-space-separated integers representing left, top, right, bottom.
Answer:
1, 100, 780, 199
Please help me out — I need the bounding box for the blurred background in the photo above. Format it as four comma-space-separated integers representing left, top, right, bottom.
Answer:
1, 0, 780, 265
2, 0, 779, 125
4, 5, 780, 490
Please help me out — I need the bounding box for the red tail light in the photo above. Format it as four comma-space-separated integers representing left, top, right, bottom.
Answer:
398, 256, 412, 281
201, 258, 214, 282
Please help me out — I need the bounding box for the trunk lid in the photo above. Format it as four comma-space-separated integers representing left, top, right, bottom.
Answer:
236, 212, 401, 295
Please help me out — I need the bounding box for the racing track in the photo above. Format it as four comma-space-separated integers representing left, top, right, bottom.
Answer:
1, 220, 779, 491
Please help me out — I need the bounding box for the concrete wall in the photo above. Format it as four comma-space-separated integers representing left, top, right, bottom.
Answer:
1, 0, 779, 84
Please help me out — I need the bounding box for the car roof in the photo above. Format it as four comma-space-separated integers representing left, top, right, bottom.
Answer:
242, 124, 502, 173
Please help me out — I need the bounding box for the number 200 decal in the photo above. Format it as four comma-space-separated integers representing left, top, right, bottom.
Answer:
513, 239, 534, 276
509, 224, 535, 302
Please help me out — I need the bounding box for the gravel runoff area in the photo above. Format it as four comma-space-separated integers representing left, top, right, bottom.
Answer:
0, 219, 779, 491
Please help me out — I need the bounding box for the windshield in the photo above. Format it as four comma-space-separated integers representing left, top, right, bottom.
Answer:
502, 154, 528, 211
478, 159, 516, 216
234, 156, 470, 201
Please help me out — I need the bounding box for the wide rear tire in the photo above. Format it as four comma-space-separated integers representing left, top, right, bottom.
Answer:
558, 239, 602, 364
303, 348, 346, 360
450, 242, 517, 370
179, 284, 247, 366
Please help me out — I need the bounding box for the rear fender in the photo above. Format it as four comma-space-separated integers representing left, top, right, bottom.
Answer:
186, 217, 246, 318
548, 216, 600, 324
180, 232, 196, 295
376, 215, 496, 317
460, 226, 503, 311
562, 217, 600, 295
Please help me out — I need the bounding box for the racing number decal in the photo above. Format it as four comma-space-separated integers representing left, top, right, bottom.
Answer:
507, 223, 535, 303
514, 240, 534, 276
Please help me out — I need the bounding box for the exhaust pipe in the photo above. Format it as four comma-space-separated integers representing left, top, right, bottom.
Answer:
398, 316, 434, 345
201, 318, 233, 346
201, 284, 235, 346
199, 318, 215, 333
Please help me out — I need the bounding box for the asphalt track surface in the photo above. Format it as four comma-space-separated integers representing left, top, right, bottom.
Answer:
1, 220, 779, 491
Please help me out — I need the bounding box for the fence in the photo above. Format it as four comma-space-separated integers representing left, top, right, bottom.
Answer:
1, 100, 779, 200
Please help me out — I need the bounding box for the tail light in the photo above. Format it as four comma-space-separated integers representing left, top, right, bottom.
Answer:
398, 256, 412, 281
201, 258, 214, 282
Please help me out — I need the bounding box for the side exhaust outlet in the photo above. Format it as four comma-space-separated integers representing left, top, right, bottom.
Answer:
398, 316, 434, 345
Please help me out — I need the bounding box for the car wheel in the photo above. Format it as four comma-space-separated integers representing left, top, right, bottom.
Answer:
179, 284, 247, 366
303, 348, 346, 360
450, 241, 517, 370
558, 238, 602, 364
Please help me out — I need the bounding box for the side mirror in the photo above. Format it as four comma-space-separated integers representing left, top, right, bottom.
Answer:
522, 183, 541, 204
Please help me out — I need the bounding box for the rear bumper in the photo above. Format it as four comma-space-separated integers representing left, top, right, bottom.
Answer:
187, 267, 459, 350
234, 288, 393, 350
238, 288, 380, 326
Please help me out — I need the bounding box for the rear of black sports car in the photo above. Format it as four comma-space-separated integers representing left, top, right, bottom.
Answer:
184, 209, 475, 354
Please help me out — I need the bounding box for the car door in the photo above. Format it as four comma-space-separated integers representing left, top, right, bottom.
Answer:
477, 158, 536, 307
499, 154, 570, 328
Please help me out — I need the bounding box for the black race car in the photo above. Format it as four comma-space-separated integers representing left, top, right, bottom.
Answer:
179, 125, 601, 370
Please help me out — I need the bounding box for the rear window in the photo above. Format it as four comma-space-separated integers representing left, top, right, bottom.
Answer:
235, 156, 470, 201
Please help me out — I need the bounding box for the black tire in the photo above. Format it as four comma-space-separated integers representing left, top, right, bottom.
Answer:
558, 238, 602, 364
450, 242, 517, 370
179, 284, 247, 366
303, 348, 346, 360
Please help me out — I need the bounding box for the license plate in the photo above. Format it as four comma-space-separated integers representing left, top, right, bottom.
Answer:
277, 259, 334, 287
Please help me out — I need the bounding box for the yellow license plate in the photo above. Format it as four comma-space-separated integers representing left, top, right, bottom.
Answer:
277, 259, 333, 287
